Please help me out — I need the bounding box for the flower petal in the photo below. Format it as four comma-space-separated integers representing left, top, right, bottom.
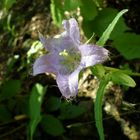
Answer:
79, 44, 109, 67
40, 35, 79, 55
33, 55, 57, 75
56, 66, 82, 99
39, 32, 47, 46
62, 18, 80, 45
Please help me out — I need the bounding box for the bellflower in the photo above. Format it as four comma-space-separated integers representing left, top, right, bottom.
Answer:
33, 18, 108, 99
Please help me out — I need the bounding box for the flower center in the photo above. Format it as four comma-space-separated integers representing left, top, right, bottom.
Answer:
59, 49, 81, 72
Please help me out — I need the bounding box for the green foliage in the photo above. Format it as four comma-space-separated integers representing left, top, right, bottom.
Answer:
0, 80, 21, 101
50, 0, 63, 27
6, 55, 19, 74
96, 9, 128, 46
80, 0, 98, 21
113, 33, 140, 59
64, 0, 81, 11
93, 9, 135, 140
94, 0, 104, 7
2, 0, 16, 10
45, 96, 61, 112
27, 41, 43, 63
49, 0, 140, 60
0, 0, 140, 139
41, 115, 65, 136
91, 64, 106, 78
94, 76, 109, 140
94, 70, 136, 140
59, 103, 85, 120
0, 105, 12, 122
83, 8, 129, 40
28, 83, 47, 140
110, 71, 136, 87
82, 20, 95, 38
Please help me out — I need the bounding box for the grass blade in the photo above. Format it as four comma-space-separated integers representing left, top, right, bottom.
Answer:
94, 78, 109, 140
96, 9, 128, 46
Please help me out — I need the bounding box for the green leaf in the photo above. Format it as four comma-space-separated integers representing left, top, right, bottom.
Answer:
113, 33, 140, 59
82, 8, 128, 39
41, 115, 65, 136
91, 64, 105, 78
28, 83, 47, 140
3, 0, 16, 10
7, 55, 19, 72
94, 76, 109, 140
50, 0, 63, 27
82, 19, 95, 38
96, 8, 128, 46
94, 0, 104, 7
110, 71, 136, 87
80, 0, 98, 20
64, 0, 81, 11
0, 79, 21, 101
59, 103, 85, 120
45, 96, 61, 112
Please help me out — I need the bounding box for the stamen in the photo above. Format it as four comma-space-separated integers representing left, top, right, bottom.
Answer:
59, 49, 68, 56
59, 49, 81, 72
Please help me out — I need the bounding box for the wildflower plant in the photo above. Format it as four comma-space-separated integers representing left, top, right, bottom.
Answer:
33, 18, 108, 99
31, 9, 138, 140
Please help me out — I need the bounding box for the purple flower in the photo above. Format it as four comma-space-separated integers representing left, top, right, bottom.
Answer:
33, 18, 108, 99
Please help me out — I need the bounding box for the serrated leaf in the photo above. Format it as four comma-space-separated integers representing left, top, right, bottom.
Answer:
113, 33, 140, 59
96, 8, 128, 46
111, 71, 136, 87
0, 79, 21, 101
28, 83, 47, 140
41, 115, 65, 136
80, 0, 98, 20
59, 103, 85, 120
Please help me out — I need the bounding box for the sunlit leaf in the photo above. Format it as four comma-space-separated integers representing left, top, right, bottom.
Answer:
3, 0, 16, 10
7, 55, 19, 73
28, 83, 47, 140
110, 71, 136, 87
50, 0, 63, 26
91, 64, 105, 78
82, 8, 128, 39
96, 9, 128, 46
41, 115, 65, 136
